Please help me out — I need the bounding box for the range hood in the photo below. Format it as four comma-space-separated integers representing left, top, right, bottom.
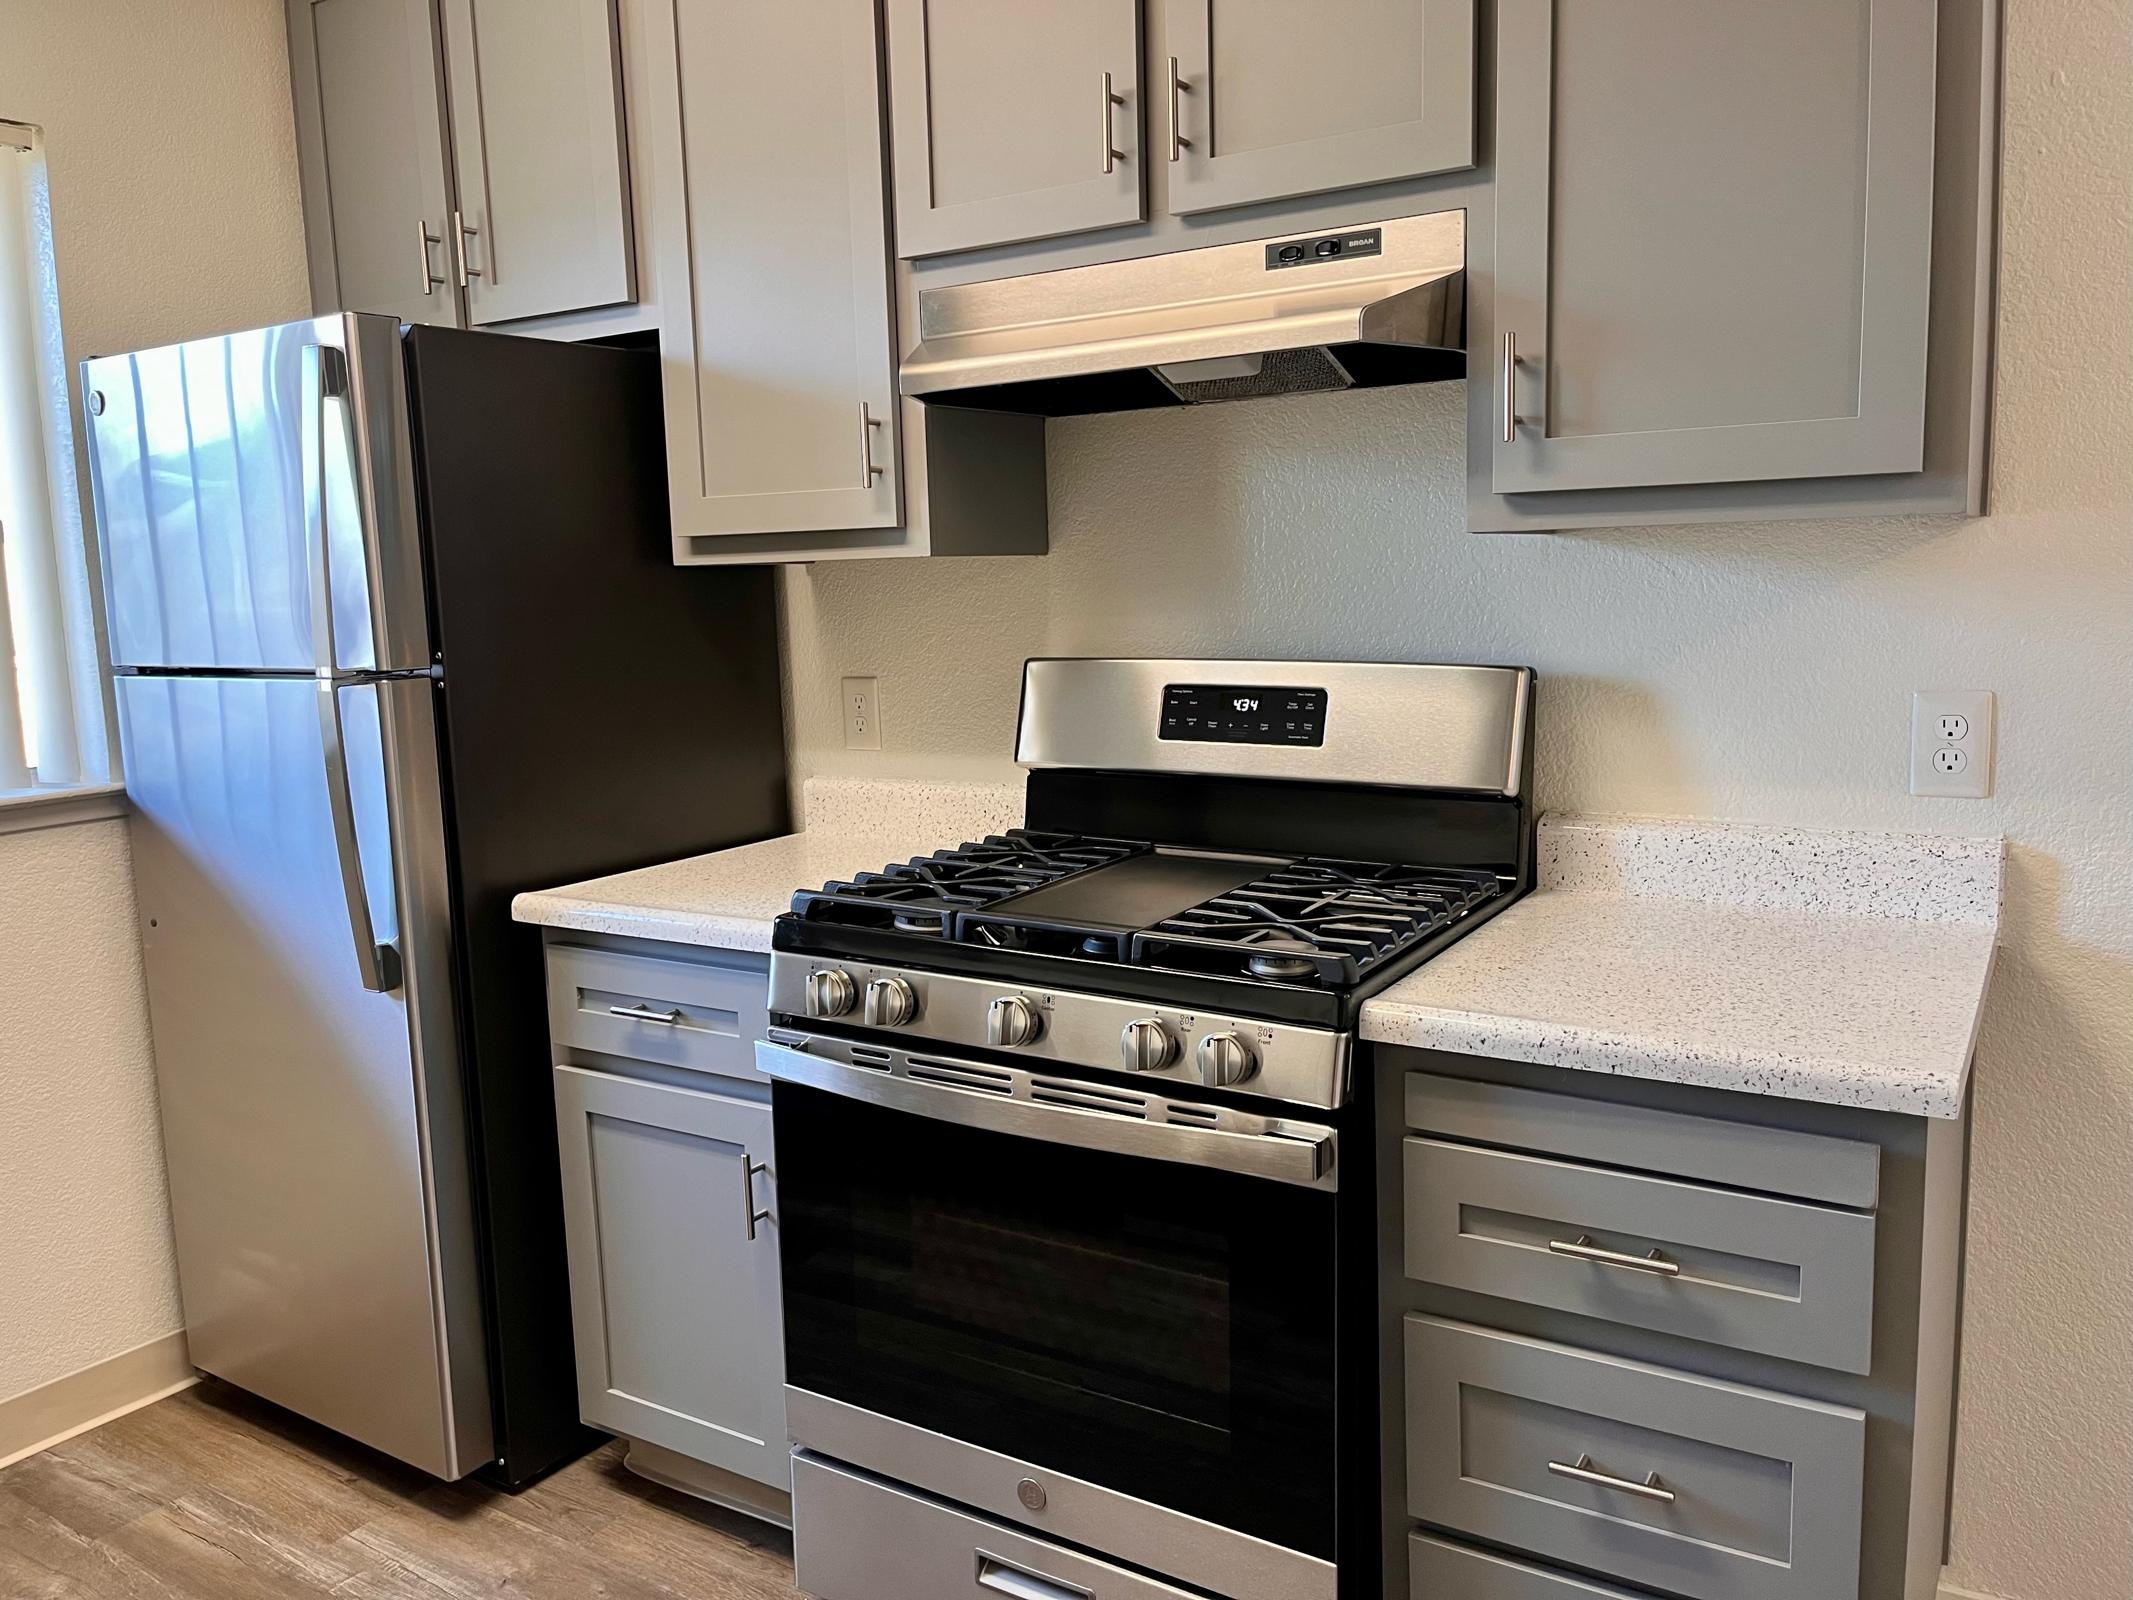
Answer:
900, 211, 1464, 417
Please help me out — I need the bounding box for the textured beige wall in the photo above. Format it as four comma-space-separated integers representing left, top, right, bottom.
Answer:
0, 0, 309, 1399
0, 820, 174, 1397
780, 6, 2133, 1598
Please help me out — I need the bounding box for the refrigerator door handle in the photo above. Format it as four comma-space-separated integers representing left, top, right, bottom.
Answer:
302, 341, 354, 673
317, 678, 403, 994
305, 342, 401, 994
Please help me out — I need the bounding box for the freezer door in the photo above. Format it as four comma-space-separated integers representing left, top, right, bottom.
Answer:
85, 313, 431, 672
116, 672, 491, 1477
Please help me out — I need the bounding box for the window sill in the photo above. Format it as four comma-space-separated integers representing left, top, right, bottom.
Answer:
0, 783, 126, 837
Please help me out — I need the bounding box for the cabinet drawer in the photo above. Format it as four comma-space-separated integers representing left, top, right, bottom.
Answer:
1405, 1073, 1881, 1208
1404, 1137, 1876, 1373
793, 1452, 1204, 1600
1405, 1317, 1864, 1600
1411, 1533, 1659, 1600
545, 943, 768, 1081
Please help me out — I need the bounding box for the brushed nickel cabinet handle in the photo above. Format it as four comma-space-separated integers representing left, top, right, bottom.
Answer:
859, 402, 885, 485
1100, 71, 1126, 174
1501, 331, 1518, 443
607, 1002, 682, 1025
1167, 57, 1191, 161
1547, 1233, 1682, 1277
415, 220, 446, 293
1547, 1453, 1677, 1503
452, 209, 483, 286
741, 1157, 771, 1241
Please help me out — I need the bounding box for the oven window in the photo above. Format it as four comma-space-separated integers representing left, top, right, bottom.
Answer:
776, 1081, 1339, 1558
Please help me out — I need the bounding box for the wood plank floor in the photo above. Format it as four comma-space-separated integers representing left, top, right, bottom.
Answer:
0, 1381, 799, 1598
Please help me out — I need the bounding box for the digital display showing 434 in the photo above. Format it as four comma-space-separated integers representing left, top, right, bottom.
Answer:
1159, 684, 1327, 747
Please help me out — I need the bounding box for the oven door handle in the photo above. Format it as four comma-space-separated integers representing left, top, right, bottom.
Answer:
755, 1040, 1336, 1190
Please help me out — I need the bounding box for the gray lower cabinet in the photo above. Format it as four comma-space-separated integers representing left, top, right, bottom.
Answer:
553, 1062, 788, 1490
287, 0, 460, 326
1409, 1534, 1659, 1599
545, 942, 770, 1083
1160, 0, 1474, 217
436, 0, 633, 325
885, 0, 1146, 258
1490, 0, 1937, 495
1406, 1316, 1866, 1600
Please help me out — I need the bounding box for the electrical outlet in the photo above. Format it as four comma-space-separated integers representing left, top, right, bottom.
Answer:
1910, 691, 1994, 797
841, 676, 881, 751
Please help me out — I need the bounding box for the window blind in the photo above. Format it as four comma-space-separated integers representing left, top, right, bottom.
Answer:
0, 121, 83, 788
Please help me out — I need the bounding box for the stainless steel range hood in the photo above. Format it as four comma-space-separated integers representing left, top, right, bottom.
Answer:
900, 211, 1464, 417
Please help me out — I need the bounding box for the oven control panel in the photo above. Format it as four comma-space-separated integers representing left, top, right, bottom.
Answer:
1159, 683, 1326, 746
769, 954, 1350, 1109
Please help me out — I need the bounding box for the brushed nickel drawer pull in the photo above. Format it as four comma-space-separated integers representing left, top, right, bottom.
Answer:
1547, 1453, 1677, 1503
1100, 71, 1126, 173
608, 1002, 683, 1025
1548, 1233, 1682, 1277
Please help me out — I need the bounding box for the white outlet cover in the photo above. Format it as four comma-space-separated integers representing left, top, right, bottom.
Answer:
1910, 690, 1994, 798
842, 676, 881, 751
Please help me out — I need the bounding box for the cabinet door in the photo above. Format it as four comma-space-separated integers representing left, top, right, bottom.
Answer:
554, 1065, 788, 1488
885, 0, 1144, 257
287, 0, 460, 327
437, 0, 634, 325
1161, 0, 1473, 217
645, 0, 900, 538
1490, 0, 1936, 494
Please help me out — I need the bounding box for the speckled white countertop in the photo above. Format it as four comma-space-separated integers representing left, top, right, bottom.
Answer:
510, 778, 1025, 951
1361, 814, 2004, 1118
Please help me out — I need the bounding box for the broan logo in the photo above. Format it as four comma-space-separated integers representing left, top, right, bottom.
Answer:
1233, 697, 1260, 712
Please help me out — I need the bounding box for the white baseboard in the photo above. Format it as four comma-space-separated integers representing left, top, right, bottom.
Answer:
0, 1330, 196, 1470
1941, 1581, 2015, 1600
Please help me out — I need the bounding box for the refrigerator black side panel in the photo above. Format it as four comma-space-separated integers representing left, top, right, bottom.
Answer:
403, 326, 789, 1486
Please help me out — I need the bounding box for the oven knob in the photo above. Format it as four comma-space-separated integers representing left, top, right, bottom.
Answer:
1196, 1032, 1257, 1088
863, 976, 919, 1028
987, 995, 1043, 1048
804, 968, 857, 1018
1119, 1019, 1177, 1073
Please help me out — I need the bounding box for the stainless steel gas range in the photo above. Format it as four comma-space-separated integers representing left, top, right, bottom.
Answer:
756, 659, 1535, 1600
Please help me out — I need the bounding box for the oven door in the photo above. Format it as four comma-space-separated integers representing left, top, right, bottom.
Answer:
759, 1034, 1341, 1566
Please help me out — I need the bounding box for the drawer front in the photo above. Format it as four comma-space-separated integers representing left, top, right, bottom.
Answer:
1405, 1317, 1864, 1600
1406, 1073, 1881, 1209
792, 1452, 1208, 1600
1404, 1137, 1877, 1373
1411, 1533, 1659, 1599
546, 943, 768, 1080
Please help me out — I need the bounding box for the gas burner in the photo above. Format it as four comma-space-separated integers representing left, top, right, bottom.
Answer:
1244, 940, 1321, 981
1134, 859, 1507, 987
791, 830, 1148, 934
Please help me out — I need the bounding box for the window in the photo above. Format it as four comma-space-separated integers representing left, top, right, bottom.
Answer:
0, 119, 100, 793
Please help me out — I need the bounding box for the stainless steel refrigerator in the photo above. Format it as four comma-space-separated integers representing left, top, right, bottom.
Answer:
83, 313, 787, 1483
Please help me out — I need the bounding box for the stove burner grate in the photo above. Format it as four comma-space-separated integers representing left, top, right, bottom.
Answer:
1132, 859, 1507, 987
790, 830, 1148, 934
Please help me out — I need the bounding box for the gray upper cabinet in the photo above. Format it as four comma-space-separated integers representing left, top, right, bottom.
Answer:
644, 0, 902, 540
554, 1064, 788, 1489
1489, 0, 1938, 495
886, 0, 1146, 258
288, 0, 460, 326
1161, 0, 1474, 217
436, 0, 634, 325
